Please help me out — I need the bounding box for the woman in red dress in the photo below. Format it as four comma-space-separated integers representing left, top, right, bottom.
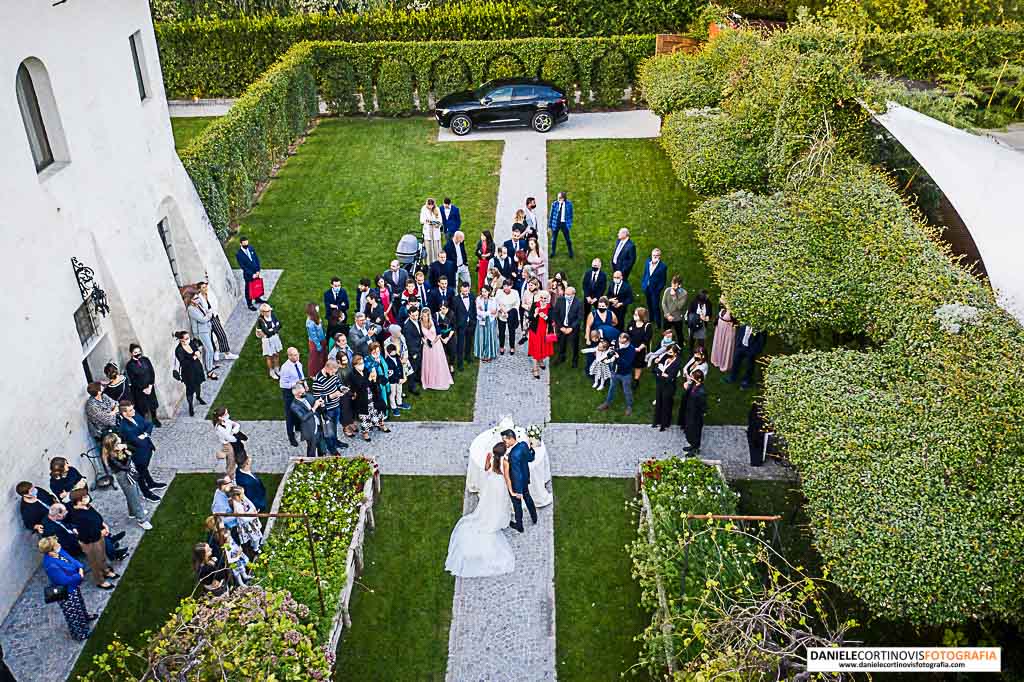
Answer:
475, 230, 494, 292
527, 290, 554, 379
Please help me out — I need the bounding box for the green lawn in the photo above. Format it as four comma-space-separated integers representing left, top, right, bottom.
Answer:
554, 477, 651, 681
170, 116, 217, 151
215, 119, 502, 421
546, 138, 777, 426
336, 475, 462, 680
71, 472, 282, 679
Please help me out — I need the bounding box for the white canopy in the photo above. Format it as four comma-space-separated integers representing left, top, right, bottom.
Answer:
873, 102, 1024, 324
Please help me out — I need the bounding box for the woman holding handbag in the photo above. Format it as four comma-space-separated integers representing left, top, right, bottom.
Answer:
211, 407, 246, 479
527, 290, 555, 379
255, 303, 283, 380
40, 536, 96, 641
173, 331, 206, 416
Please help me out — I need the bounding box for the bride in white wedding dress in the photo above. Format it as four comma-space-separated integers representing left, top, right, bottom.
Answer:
444, 443, 515, 578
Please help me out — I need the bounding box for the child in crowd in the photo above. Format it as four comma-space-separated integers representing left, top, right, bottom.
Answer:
582, 339, 617, 390
646, 328, 677, 367
384, 343, 407, 416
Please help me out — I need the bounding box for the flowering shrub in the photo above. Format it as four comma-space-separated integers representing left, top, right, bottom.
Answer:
629, 458, 758, 672
255, 456, 375, 637
80, 587, 330, 681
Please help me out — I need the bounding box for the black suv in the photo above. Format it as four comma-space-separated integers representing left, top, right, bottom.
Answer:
434, 78, 569, 136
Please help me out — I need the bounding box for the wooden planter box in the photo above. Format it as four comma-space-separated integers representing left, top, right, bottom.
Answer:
655, 34, 702, 55
264, 456, 382, 663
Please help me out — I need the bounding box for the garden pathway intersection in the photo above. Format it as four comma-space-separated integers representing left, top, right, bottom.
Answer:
0, 112, 791, 682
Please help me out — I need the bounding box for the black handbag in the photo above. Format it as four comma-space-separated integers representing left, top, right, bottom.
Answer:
44, 585, 68, 604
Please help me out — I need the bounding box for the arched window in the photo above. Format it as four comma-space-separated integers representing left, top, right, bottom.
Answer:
15, 58, 68, 174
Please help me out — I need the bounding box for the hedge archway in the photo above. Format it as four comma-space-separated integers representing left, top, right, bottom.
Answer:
430, 54, 474, 102
321, 56, 359, 114
538, 50, 580, 97
485, 52, 527, 81
375, 57, 417, 115
592, 48, 631, 108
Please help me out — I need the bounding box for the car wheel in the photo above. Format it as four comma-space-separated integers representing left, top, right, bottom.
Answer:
450, 114, 472, 136
531, 111, 554, 133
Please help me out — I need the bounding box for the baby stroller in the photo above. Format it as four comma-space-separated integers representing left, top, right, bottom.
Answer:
395, 233, 426, 275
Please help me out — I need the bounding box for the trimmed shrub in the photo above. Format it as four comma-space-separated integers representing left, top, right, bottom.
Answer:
376, 58, 417, 115
430, 55, 473, 100
179, 43, 319, 238
309, 36, 656, 115
592, 48, 630, 107
155, 3, 545, 98
638, 30, 763, 116
661, 111, 768, 194
320, 56, 358, 113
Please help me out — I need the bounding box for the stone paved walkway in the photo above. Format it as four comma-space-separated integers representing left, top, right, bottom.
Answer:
0, 271, 282, 682
2, 112, 792, 682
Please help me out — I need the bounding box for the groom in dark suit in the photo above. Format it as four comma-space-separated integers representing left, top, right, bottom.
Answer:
501, 429, 537, 532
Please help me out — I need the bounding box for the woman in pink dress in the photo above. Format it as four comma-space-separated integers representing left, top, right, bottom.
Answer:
710, 295, 737, 373
526, 237, 545, 284
375, 276, 396, 325
419, 309, 454, 390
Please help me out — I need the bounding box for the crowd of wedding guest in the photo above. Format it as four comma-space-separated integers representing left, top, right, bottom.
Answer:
25, 190, 770, 642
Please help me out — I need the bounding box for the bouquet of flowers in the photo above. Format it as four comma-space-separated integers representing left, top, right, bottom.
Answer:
526, 424, 544, 442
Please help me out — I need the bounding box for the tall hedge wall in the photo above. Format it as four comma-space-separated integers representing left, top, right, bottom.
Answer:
157, 2, 545, 97
311, 36, 655, 114
179, 43, 319, 238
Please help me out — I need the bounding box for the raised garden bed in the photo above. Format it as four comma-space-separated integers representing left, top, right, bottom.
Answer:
259, 455, 381, 664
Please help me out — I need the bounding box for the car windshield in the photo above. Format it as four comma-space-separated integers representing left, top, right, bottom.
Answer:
473, 81, 496, 99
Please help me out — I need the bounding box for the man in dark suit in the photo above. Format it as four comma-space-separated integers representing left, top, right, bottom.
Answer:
548, 191, 574, 258
640, 248, 668, 327
235, 235, 263, 311
503, 227, 527, 261
413, 271, 431, 309
429, 276, 455, 313
581, 257, 607, 320
611, 228, 637, 281
323, 276, 350, 325
402, 306, 424, 394
500, 431, 537, 532
606, 271, 633, 331
444, 231, 471, 288
453, 282, 475, 371
680, 369, 708, 454
552, 286, 583, 367
493, 246, 514, 281
289, 383, 324, 458
429, 252, 456, 288
440, 197, 461, 242
727, 325, 767, 389
383, 260, 409, 295
117, 401, 165, 501
234, 452, 268, 512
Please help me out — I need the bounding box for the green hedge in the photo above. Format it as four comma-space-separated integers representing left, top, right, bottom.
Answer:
695, 164, 1024, 625
179, 43, 319, 238
645, 22, 1024, 627
157, 3, 545, 98
311, 36, 656, 113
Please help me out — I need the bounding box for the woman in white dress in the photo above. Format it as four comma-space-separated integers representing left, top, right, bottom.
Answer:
445, 443, 515, 578
420, 198, 443, 263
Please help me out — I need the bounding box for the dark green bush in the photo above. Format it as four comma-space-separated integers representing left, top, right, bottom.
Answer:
592, 48, 631, 107
661, 112, 768, 194
156, 3, 546, 98
376, 58, 417, 114
309, 36, 655, 114
179, 43, 319, 238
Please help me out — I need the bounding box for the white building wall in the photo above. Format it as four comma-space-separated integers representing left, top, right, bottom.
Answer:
0, 0, 237, 619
